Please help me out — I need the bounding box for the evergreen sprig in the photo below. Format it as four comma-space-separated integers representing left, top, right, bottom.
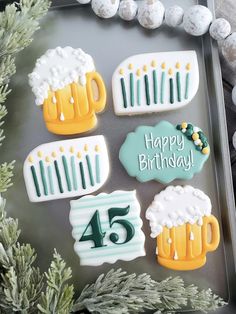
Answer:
37, 251, 74, 314
73, 269, 226, 314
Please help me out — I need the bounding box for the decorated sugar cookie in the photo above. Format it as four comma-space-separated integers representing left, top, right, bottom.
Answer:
146, 185, 220, 271
23, 135, 109, 202
119, 121, 210, 184
29, 47, 107, 135
112, 51, 199, 115
69, 190, 145, 266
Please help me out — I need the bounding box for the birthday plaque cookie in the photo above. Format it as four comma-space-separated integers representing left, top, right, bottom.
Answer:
119, 121, 210, 184
112, 51, 199, 115
146, 185, 220, 270
69, 190, 146, 266
29, 47, 107, 135
23, 135, 109, 202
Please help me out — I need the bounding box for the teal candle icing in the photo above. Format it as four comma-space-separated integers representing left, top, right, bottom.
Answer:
169, 77, 174, 104
119, 121, 210, 184
153, 70, 158, 104
176, 72, 181, 102
130, 73, 134, 107
31, 165, 41, 197
86, 155, 95, 186
71, 156, 78, 190
79, 161, 86, 189
47, 165, 54, 195
54, 160, 64, 193
95, 154, 101, 184
144, 74, 150, 105
160, 72, 165, 104
62, 155, 72, 192
39, 160, 48, 196
185, 72, 190, 99
137, 79, 141, 106
120, 77, 127, 108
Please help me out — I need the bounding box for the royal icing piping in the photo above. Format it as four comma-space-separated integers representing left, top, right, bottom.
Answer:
29, 47, 95, 106
23, 135, 109, 202
119, 120, 210, 184
145, 185, 212, 238
69, 190, 146, 266
112, 50, 199, 115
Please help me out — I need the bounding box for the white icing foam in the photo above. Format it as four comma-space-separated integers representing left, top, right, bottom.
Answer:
29, 47, 95, 106
146, 185, 212, 238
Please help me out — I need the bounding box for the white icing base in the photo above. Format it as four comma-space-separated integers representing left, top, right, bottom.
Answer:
112, 50, 199, 115
69, 190, 146, 266
29, 47, 95, 106
146, 185, 212, 238
23, 135, 109, 202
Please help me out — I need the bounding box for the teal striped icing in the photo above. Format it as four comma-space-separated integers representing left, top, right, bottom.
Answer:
71, 198, 135, 211
71, 191, 134, 206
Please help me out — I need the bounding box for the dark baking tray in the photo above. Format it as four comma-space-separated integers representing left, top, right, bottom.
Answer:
1, 0, 236, 312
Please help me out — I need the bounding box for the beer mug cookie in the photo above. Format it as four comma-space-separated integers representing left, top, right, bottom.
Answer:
146, 185, 220, 271
29, 47, 107, 135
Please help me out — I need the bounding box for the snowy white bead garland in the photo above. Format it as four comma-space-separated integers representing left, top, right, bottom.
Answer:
209, 18, 231, 41
91, 0, 120, 19
183, 5, 213, 36
137, 0, 165, 30
76, 0, 91, 4
165, 5, 184, 27
119, 0, 137, 21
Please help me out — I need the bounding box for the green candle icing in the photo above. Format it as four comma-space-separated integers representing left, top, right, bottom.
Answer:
39, 160, 48, 196
62, 155, 72, 192
54, 160, 64, 193
185, 72, 190, 99
71, 156, 78, 190
153, 70, 158, 104
176, 72, 181, 102
130, 73, 134, 107
79, 161, 86, 189
95, 154, 101, 184
47, 165, 54, 195
31, 165, 41, 197
169, 78, 174, 104
120, 77, 127, 108
160, 72, 165, 104
86, 155, 95, 186
144, 74, 150, 105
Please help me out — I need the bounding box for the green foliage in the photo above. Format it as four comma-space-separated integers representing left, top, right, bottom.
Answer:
37, 251, 74, 314
0, 161, 15, 193
73, 269, 226, 314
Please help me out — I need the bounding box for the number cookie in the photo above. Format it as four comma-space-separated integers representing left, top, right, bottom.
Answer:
23, 135, 109, 202
69, 190, 145, 266
29, 47, 107, 135
146, 185, 220, 271
112, 50, 199, 115
119, 120, 210, 184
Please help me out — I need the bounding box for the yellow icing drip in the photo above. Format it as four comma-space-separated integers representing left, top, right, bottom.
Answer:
119, 68, 124, 75
28, 156, 33, 163
70, 146, 74, 153
95, 145, 100, 152
136, 69, 141, 77
59, 146, 64, 153
176, 62, 180, 69
161, 62, 166, 69
151, 60, 157, 67
128, 63, 133, 70
186, 63, 191, 71
143, 65, 148, 72
168, 68, 173, 76
37, 151, 43, 158
52, 151, 57, 158
84, 144, 88, 152
45, 156, 50, 163
77, 151, 82, 159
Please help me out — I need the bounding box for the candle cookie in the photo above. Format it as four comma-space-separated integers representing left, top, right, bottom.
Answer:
69, 190, 145, 266
146, 185, 220, 270
119, 121, 210, 184
112, 51, 199, 115
23, 135, 109, 202
29, 47, 106, 135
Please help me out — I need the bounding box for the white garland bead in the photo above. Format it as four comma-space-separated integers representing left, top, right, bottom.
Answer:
119, 0, 138, 21
209, 18, 231, 41
183, 5, 213, 36
232, 131, 236, 150
91, 0, 120, 19
138, 0, 165, 30
76, 0, 91, 4
165, 5, 184, 27
232, 86, 236, 106
222, 33, 236, 68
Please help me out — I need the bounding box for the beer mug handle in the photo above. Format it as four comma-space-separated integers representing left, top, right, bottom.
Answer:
86, 72, 107, 113
203, 215, 220, 253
